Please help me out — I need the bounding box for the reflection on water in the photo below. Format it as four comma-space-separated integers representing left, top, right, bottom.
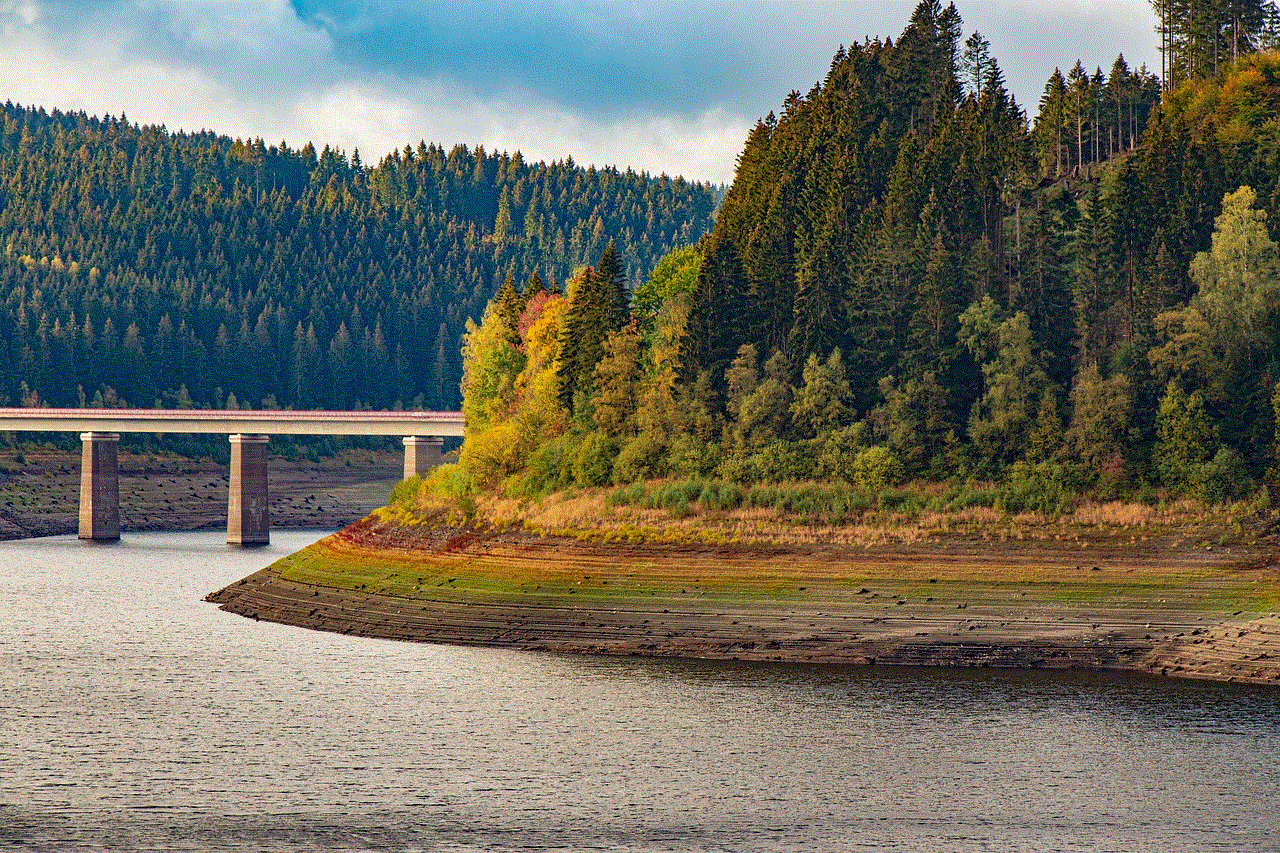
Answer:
1, 532, 1277, 852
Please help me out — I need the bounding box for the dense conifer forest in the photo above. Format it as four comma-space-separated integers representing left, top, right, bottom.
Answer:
455, 0, 1280, 507
0, 104, 717, 412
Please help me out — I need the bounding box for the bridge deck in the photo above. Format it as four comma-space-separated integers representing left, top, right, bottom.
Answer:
0, 408, 465, 437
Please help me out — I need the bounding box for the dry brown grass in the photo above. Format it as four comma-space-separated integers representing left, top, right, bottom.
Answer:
1072, 501, 1158, 528
938, 505, 1003, 526
411, 473, 1268, 566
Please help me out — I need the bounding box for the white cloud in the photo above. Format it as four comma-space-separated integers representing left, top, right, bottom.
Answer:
0, 1, 751, 181
299, 81, 749, 181
0, 1, 1162, 184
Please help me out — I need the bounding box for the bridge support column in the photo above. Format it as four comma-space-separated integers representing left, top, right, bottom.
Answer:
402, 436, 444, 479
228, 434, 269, 545
78, 432, 120, 541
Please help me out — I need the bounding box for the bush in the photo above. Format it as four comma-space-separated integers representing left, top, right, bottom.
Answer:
605, 482, 647, 508
388, 475, 421, 509
1192, 446, 1253, 503
418, 463, 478, 518
754, 439, 815, 482
878, 487, 929, 513
612, 430, 668, 483
995, 461, 1079, 515
517, 433, 579, 496
698, 480, 744, 510
815, 423, 870, 482
716, 449, 761, 484
743, 481, 869, 523
458, 418, 534, 486
646, 478, 705, 510
571, 431, 619, 487
851, 445, 904, 493
942, 481, 997, 511
668, 433, 721, 477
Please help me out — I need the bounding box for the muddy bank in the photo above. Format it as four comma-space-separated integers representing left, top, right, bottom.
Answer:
208, 514, 1280, 686
0, 448, 402, 538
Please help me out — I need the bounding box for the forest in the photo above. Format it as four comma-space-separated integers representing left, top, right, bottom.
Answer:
0, 105, 717, 414
454, 0, 1280, 508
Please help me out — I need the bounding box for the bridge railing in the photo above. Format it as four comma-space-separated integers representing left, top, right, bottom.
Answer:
0, 408, 464, 436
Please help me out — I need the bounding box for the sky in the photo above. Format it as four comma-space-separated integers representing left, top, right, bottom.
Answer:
0, 1, 1160, 184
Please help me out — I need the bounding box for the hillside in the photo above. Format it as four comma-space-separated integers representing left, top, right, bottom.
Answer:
449, 4, 1280, 503
0, 103, 716, 413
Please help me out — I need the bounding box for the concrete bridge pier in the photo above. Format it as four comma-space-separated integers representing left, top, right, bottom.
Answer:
78, 432, 120, 541
228, 434, 269, 545
403, 436, 444, 479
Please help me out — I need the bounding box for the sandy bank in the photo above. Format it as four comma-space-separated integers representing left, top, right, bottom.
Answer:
207, 513, 1280, 686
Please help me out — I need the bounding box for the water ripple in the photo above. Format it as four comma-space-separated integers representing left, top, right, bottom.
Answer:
1, 531, 1277, 852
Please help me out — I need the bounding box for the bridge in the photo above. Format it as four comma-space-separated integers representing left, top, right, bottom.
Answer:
0, 408, 465, 545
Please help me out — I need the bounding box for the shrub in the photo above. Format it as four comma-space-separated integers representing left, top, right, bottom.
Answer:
698, 480, 744, 510
851, 445, 904, 493
716, 449, 761, 484
612, 430, 668, 483
743, 481, 869, 523
646, 478, 705, 510
517, 433, 579, 495
754, 439, 815, 482
388, 475, 421, 509
878, 487, 929, 513
1192, 446, 1253, 503
943, 481, 997, 511
459, 417, 535, 487
605, 482, 647, 508
417, 463, 478, 519
995, 461, 1079, 515
668, 433, 721, 478
571, 431, 619, 487
815, 423, 871, 483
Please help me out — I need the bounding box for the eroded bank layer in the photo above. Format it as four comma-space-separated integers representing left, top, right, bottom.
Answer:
207, 515, 1280, 685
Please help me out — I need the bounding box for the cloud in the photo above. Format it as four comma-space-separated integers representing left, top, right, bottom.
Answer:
290, 0, 902, 117
0, 1, 1161, 183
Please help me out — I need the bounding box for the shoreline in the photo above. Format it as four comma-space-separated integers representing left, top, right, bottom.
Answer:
207, 512, 1280, 686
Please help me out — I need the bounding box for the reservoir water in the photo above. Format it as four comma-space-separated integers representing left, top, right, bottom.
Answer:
1, 530, 1277, 852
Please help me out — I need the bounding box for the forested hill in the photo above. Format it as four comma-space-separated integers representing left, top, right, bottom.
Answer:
677, 2, 1280, 489
0, 102, 716, 412
454, 0, 1280, 507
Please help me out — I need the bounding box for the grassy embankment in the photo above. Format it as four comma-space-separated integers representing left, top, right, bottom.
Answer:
205, 466, 1280, 683
265, 469, 1280, 625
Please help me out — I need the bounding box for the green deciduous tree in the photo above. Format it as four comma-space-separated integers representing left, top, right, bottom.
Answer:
1154, 381, 1218, 490
960, 299, 1055, 466
593, 323, 643, 436
873, 372, 953, 476
791, 349, 854, 439
1064, 364, 1134, 471
736, 350, 793, 445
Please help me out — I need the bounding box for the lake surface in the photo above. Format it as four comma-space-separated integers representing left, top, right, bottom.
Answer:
1, 531, 1277, 852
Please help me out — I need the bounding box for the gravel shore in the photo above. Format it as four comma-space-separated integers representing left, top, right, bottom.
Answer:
207, 513, 1280, 686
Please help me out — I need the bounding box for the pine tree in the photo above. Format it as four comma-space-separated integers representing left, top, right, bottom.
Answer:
680, 233, 750, 393
557, 243, 633, 411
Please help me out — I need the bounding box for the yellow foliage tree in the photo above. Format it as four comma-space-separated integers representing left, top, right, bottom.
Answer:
459, 289, 571, 486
